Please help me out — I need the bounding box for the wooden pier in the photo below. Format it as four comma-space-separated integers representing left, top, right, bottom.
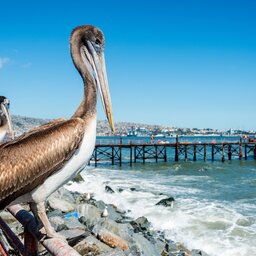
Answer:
90, 139, 256, 166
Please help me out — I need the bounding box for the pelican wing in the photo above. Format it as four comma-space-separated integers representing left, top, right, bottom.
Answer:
0, 118, 85, 209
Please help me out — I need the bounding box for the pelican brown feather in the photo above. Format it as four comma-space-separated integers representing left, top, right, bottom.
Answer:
0, 118, 85, 209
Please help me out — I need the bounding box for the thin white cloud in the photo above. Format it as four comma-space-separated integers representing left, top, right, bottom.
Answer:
21, 62, 32, 68
0, 57, 10, 69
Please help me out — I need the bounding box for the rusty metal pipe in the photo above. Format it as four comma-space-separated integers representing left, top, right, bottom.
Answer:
7, 205, 81, 256
0, 242, 8, 256
0, 241, 9, 256
0, 216, 25, 255
43, 238, 81, 256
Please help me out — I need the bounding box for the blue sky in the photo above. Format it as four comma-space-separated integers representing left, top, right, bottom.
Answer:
0, 0, 256, 130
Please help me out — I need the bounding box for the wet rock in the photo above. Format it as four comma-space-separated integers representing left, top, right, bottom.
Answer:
130, 187, 137, 191
176, 243, 192, 256
115, 208, 126, 215
130, 216, 150, 233
192, 249, 210, 256
118, 188, 124, 193
161, 251, 169, 256
92, 218, 133, 243
59, 229, 88, 240
91, 202, 123, 221
76, 193, 93, 204
105, 205, 123, 222
105, 185, 115, 193
53, 187, 77, 204
130, 233, 165, 256
93, 200, 106, 210
47, 209, 63, 218
165, 241, 181, 254
78, 204, 102, 230
72, 173, 84, 183
100, 248, 126, 256
116, 216, 133, 224
74, 239, 100, 256
49, 215, 66, 232
74, 241, 100, 256
156, 197, 175, 207
82, 235, 113, 253
64, 216, 86, 230
98, 229, 129, 250
47, 196, 75, 213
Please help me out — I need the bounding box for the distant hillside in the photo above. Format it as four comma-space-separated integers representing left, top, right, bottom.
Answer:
12, 115, 165, 137
12, 115, 50, 136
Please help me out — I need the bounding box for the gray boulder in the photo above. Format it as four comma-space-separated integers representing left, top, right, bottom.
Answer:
105, 185, 115, 193
78, 204, 102, 230
130, 216, 150, 233
49, 215, 66, 232
192, 249, 210, 256
100, 248, 126, 256
156, 197, 175, 207
64, 216, 86, 230
129, 233, 165, 256
47, 196, 75, 213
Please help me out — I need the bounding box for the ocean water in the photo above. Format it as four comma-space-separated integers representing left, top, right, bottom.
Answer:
67, 160, 256, 256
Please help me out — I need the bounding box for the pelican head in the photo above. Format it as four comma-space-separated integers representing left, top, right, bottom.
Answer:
71, 25, 115, 132
0, 96, 14, 140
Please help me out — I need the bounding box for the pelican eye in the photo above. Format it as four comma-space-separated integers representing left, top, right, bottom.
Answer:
95, 39, 101, 45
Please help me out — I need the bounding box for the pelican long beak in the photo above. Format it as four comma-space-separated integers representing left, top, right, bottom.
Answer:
86, 41, 115, 132
1, 102, 14, 140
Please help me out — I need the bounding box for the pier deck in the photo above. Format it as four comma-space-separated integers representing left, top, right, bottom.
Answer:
90, 140, 256, 166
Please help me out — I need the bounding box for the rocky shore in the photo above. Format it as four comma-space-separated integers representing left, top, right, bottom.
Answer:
0, 176, 209, 256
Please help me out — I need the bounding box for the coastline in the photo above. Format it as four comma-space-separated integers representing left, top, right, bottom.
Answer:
60, 176, 209, 255
0, 176, 208, 256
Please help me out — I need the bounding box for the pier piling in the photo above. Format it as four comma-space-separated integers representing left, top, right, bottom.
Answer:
90, 141, 256, 166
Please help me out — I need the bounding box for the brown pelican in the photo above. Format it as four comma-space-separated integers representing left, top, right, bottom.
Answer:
0, 25, 114, 238
0, 96, 14, 142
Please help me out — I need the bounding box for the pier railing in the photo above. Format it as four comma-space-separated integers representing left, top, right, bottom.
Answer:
91, 140, 256, 166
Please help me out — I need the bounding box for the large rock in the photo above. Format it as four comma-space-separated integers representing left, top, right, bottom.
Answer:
72, 173, 85, 183
64, 216, 86, 230
93, 200, 106, 210
52, 187, 77, 204
91, 201, 124, 222
58, 229, 88, 240
192, 249, 210, 256
98, 229, 129, 250
100, 248, 126, 256
156, 197, 175, 207
47, 196, 75, 213
130, 216, 150, 233
105, 185, 115, 193
78, 204, 102, 230
105, 205, 124, 222
74, 239, 100, 256
49, 215, 66, 232
129, 233, 166, 256
80, 235, 113, 254
92, 219, 133, 242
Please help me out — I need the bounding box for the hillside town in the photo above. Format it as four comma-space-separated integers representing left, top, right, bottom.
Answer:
11, 115, 256, 138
